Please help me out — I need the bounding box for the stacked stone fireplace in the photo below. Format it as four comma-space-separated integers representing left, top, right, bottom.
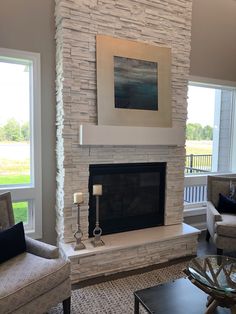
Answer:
55, 0, 199, 282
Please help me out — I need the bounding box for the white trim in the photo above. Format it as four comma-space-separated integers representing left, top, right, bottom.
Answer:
184, 206, 206, 217
230, 91, 236, 172
189, 75, 236, 89
184, 174, 207, 186
212, 89, 221, 171
31, 50, 42, 239
0, 48, 42, 239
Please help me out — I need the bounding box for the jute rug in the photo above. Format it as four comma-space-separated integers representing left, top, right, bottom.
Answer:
49, 260, 188, 314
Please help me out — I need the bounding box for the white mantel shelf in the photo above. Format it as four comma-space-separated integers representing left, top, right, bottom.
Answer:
79, 124, 185, 146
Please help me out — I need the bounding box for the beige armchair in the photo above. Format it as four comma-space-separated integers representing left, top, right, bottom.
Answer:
206, 175, 236, 255
0, 192, 71, 314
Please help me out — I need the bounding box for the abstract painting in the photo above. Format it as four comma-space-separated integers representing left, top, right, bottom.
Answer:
114, 56, 158, 111
96, 35, 172, 127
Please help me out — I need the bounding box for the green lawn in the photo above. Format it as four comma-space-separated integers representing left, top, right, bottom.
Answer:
13, 202, 28, 223
0, 175, 30, 185
186, 140, 212, 155
0, 158, 29, 222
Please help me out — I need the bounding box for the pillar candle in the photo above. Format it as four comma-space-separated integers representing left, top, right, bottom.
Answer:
73, 192, 84, 204
93, 184, 102, 196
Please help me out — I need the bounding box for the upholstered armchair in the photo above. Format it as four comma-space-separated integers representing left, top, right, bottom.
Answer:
206, 175, 236, 255
0, 192, 71, 314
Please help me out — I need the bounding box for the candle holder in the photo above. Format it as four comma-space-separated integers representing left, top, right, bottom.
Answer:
73, 202, 86, 250
91, 195, 104, 247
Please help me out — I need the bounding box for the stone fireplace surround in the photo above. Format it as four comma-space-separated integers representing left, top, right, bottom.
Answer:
55, 0, 199, 283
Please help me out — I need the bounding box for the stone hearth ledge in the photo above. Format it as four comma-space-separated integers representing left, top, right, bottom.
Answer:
60, 223, 200, 283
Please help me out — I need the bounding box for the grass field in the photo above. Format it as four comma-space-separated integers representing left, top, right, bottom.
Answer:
186, 140, 212, 155
0, 175, 30, 185
0, 143, 30, 222
0, 158, 30, 185
13, 202, 28, 223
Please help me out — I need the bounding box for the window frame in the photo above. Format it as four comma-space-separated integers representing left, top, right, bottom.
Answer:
0, 48, 42, 239
184, 78, 236, 214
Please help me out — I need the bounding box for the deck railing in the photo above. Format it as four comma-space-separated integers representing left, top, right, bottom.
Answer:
184, 154, 212, 203
184, 184, 207, 204
185, 154, 212, 174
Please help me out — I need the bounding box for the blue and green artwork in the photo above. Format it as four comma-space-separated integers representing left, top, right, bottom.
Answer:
114, 56, 158, 111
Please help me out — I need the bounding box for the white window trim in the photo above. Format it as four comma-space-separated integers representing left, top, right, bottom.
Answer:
185, 78, 236, 217
230, 91, 236, 172
0, 48, 42, 239
189, 75, 236, 89
211, 89, 221, 172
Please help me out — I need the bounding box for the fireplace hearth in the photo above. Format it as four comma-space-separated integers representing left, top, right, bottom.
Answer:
88, 162, 166, 237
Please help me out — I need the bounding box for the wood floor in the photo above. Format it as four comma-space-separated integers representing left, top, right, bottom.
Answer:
198, 230, 236, 258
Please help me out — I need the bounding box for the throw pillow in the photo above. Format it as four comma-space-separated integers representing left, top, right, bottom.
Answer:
0, 221, 26, 264
217, 193, 236, 214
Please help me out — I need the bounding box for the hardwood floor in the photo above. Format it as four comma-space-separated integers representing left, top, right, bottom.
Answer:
198, 230, 236, 258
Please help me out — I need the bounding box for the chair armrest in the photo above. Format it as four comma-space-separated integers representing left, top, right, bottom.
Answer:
207, 201, 222, 221
206, 201, 222, 237
25, 236, 59, 259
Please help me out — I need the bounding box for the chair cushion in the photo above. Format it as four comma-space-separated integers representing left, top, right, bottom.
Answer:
217, 193, 236, 214
0, 222, 26, 264
215, 214, 236, 238
0, 252, 70, 314
210, 179, 236, 207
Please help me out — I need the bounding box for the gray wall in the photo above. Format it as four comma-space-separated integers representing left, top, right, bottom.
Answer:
190, 0, 236, 82
0, 0, 56, 244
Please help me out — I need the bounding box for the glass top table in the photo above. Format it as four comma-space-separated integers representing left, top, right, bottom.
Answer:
188, 255, 236, 294
185, 255, 236, 314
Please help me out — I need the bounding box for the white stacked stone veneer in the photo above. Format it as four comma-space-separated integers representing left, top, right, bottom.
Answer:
55, 0, 197, 282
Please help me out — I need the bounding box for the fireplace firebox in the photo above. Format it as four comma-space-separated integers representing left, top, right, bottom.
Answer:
88, 162, 166, 237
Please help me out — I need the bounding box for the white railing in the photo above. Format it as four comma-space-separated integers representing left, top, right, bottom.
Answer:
184, 175, 207, 205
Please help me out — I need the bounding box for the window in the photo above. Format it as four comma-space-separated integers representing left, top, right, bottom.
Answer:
184, 81, 236, 207
0, 48, 42, 238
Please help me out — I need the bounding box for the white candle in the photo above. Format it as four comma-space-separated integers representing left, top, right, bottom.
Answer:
93, 184, 102, 196
73, 192, 84, 204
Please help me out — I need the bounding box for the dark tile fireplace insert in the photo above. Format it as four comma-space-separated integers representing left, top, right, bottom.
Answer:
88, 162, 166, 237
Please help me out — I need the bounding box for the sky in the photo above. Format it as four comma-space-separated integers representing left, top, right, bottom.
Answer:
0, 61, 30, 126
187, 85, 215, 126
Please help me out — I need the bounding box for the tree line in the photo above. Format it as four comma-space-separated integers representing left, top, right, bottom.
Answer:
186, 123, 213, 140
0, 120, 213, 142
0, 119, 30, 141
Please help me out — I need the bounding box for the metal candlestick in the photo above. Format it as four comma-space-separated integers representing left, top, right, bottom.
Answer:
73, 203, 86, 250
91, 195, 104, 247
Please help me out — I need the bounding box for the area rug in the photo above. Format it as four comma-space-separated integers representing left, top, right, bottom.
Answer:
49, 260, 188, 314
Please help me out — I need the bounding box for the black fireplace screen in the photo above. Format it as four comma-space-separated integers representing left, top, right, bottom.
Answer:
88, 162, 166, 237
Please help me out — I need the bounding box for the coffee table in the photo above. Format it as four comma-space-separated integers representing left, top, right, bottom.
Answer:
134, 278, 211, 314
185, 255, 236, 314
